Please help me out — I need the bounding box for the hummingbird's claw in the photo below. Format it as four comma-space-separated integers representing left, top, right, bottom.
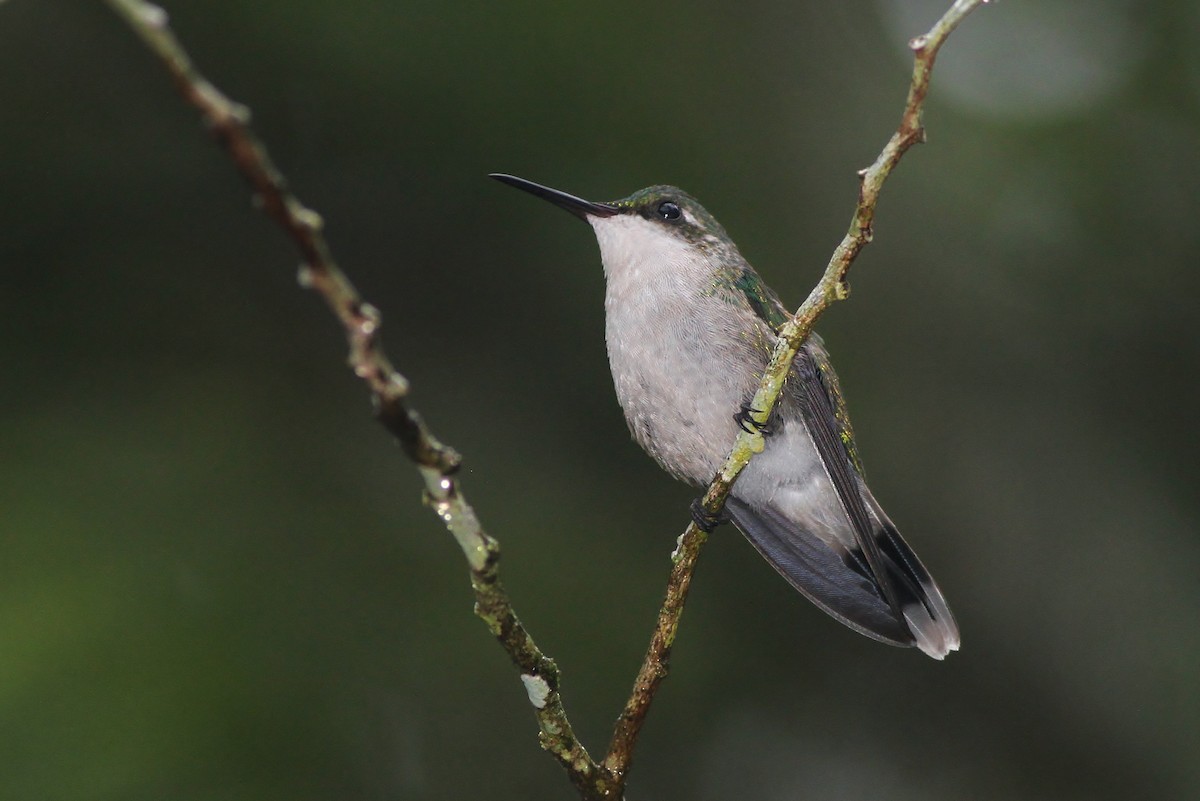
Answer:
691, 501, 724, 532
734, 405, 772, 435
690, 499, 729, 532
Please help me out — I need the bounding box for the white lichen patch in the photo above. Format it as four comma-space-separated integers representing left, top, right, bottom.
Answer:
520, 673, 551, 709
672, 532, 686, 560
138, 2, 169, 27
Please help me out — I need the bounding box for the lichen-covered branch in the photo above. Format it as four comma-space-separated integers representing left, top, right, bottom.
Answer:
102, 1, 610, 796
603, 0, 990, 783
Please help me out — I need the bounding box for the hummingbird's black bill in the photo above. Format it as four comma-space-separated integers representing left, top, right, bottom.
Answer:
489, 173, 619, 220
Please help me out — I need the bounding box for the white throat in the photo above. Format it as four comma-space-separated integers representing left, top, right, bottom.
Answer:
588, 214, 702, 289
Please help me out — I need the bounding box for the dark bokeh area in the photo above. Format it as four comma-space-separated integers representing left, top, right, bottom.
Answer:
4, 1, 1198, 799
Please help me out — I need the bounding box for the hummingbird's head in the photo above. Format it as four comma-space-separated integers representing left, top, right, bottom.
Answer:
490, 174, 736, 281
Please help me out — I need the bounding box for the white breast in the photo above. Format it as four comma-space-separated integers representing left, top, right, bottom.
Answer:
588, 214, 759, 484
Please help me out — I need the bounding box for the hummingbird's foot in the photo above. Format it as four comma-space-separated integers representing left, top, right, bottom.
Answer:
734, 404, 772, 435
690, 499, 729, 532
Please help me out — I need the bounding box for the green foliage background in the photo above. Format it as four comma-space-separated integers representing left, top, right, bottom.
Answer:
3, 1, 1197, 799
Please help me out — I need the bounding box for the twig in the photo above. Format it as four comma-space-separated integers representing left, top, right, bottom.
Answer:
101, 1, 614, 797
602, 0, 990, 784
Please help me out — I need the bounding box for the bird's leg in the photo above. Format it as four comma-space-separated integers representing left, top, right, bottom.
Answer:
689, 498, 728, 532
734, 402, 773, 435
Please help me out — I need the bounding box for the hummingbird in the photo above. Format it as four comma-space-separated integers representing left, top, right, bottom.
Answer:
491, 174, 960, 659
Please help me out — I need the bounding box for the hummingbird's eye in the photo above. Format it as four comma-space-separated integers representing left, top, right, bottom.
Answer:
657, 201, 682, 222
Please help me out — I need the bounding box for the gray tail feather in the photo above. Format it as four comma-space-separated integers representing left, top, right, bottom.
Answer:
725, 497, 959, 659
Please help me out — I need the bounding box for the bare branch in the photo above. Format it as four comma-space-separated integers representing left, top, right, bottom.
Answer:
603, 0, 991, 782
102, 0, 612, 796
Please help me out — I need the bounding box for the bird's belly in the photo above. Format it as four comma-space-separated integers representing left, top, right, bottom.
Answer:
735, 421, 849, 543
605, 307, 755, 485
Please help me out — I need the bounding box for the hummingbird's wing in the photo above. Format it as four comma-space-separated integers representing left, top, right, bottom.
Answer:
794, 343, 907, 621
726, 492, 959, 657
726, 496, 913, 645
800, 340, 956, 653
727, 338, 959, 658
728, 268, 958, 657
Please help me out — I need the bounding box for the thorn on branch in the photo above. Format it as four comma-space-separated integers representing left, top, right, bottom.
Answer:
352, 360, 378, 380
354, 302, 380, 335
201, 96, 249, 135
135, 1, 168, 27
294, 207, 324, 233
228, 102, 251, 126
899, 126, 927, 150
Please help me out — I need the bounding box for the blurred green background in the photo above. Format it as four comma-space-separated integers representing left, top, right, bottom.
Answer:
4, 1, 1198, 799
